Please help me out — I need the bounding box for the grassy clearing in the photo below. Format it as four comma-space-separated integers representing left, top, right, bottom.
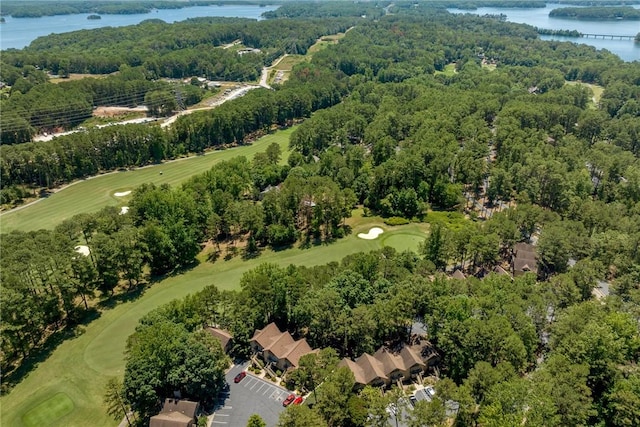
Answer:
435, 63, 458, 76
274, 55, 306, 71
307, 31, 347, 54
49, 73, 111, 84
21, 393, 74, 427
565, 80, 604, 106
268, 30, 347, 85
0, 128, 295, 233
0, 217, 427, 427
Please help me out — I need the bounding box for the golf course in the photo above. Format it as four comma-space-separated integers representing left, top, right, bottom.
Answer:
1, 220, 428, 427
0, 127, 296, 233
0, 128, 430, 427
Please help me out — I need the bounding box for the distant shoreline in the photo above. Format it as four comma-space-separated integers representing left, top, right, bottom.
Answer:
1, 1, 279, 19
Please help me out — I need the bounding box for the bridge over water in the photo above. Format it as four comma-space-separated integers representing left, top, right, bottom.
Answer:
581, 33, 636, 40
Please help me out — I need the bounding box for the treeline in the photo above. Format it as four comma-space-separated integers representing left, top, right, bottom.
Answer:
4, 17, 354, 74
0, 17, 354, 143
548, 0, 640, 4
121, 246, 640, 426
0, 0, 274, 18
1, 140, 356, 379
549, 6, 640, 19
0, 64, 345, 203
262, 1, 388, 19
0, 66, 192, 144
536, 27, 582, 37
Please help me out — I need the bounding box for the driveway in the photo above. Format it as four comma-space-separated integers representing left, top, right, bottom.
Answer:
211, 363, 289, 426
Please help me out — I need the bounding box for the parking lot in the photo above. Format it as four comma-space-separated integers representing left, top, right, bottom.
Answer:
211, 363, 289, 426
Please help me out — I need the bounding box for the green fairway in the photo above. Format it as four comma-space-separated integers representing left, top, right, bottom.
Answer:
0, 219, 427, 427
21, 393, 74, 427
0, 128, 295, 233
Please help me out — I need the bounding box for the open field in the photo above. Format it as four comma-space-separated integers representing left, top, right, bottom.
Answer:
307, 31, 347, 54
49, 73, 112, 84
565, 80, 605, 105
267, 30, 348, 85
0, 128, 295, 233
0, 218, 428, 427
435, 63, 458, 76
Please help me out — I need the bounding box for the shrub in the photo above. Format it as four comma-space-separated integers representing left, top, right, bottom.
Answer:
384, 216, 410, 226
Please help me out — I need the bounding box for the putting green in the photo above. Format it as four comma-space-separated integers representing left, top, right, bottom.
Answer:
1, 127, 295, 233
1, 221, 427, 427
379, 230, 426, 253
21, 393, 74, 427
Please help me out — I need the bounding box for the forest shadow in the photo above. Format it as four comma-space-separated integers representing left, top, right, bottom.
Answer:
1, 307, 100, 395
97, 284, 147, 310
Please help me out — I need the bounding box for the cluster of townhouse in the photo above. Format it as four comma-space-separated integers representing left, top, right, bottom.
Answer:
249, 322, 439, 390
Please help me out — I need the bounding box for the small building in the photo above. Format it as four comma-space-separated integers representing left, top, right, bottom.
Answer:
512, 242, 538, 277
338, 340, 436, 390
206, 327, 233, 353
149, 398, 199, 427
251, 322, 316, 372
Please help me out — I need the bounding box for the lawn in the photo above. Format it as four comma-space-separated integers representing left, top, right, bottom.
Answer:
21, 393, 74, 427
565, 80, 604, 106
0, 219, 428, 427
435, 63, 458, 76
0, 127, 295, 233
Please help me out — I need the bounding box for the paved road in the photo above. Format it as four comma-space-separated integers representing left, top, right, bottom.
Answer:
212, 363, 288, 426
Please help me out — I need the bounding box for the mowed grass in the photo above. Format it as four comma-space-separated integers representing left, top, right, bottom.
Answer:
565, 80, 604, 106
0, 127, 296, 233
21, 393, 74, 427
435, 63, 458, 76
0, 219, 427, 427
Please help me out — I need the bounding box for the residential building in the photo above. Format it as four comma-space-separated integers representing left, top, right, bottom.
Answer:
250, 322, 316, 372
512, 242, 538, 277
149, 398, 199, 427
338, 339, 438, 390
205, 327, 233, 353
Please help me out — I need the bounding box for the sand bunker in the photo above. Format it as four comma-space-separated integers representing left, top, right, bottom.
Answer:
357, 227, 384, 240
120, 206, 129, 215
114, 190, 131, 197
75, 245, 90, 256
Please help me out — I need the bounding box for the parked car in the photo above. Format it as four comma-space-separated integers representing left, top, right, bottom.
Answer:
425, 386, 436, 397
409, 395, 417, 407
222, 381, 230, 392
293, 396, 304, 405
283, 394, 296, 407
234, 371, 247, 383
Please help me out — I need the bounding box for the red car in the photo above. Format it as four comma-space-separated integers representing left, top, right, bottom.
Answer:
234, 371, 247, 383
283, 394, 296, 407
293, 396, 304, 405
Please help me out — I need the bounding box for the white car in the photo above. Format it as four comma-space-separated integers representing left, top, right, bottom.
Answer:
424, 386, 436, 398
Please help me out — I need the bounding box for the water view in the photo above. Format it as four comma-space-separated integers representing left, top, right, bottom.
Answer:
0, 4, 278, 50
448, 4, 640, 62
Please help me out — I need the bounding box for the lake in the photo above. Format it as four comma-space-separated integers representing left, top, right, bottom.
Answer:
0, 4, 278, 50
448, 4, 639, 62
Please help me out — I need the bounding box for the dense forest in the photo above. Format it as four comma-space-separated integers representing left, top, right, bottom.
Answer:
1, 4, 640, 427
549, 6, 640, 19
118, 249, 640, 426
0, 17, 354, 148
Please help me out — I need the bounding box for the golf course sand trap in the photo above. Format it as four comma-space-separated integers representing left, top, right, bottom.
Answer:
113, 190, 131, 197
357, 227, 384, 240
120, 206, 129, 215
74, 245, 90, 256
